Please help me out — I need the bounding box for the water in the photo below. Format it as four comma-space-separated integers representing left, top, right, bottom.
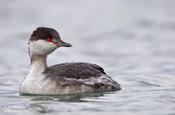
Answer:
0, 0, 175, 114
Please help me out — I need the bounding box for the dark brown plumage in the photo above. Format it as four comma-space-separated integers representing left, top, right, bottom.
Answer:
43, 62, 121, 91
44, 62, 106, 79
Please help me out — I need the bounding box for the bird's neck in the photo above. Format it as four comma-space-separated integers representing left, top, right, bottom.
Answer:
30, 55, 47, 73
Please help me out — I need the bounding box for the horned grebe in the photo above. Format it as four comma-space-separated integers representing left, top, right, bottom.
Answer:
19, 27, 121, 95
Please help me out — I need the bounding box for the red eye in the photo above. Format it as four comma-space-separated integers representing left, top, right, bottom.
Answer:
47, 37, 59, 46
47, 37, 53, 42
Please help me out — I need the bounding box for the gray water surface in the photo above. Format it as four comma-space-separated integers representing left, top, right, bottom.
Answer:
0, 0, 175, 115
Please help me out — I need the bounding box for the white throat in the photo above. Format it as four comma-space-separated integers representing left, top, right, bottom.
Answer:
30, 55, 47, 73
29, 40, 57, 56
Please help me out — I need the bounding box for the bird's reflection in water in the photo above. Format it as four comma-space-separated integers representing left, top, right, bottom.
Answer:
24, 92, 106, 113
23, 92, 105, 102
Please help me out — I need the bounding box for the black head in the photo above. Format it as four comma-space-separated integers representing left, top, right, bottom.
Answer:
29, 27, 72, 56
30, 27, 72, 47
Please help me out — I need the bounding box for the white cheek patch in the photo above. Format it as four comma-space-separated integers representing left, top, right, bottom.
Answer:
29, 40, 57, 55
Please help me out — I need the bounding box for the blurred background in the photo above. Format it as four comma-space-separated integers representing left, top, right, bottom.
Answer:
0, 0, 175, 115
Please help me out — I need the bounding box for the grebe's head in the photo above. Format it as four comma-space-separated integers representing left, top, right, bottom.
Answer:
29, 27, 72, 56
